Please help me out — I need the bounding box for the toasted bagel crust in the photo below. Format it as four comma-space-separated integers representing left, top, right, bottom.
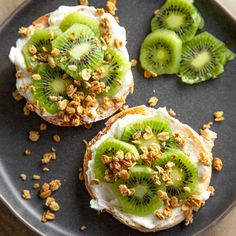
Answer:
16, 13, 132, 127
83, 106, 212, 232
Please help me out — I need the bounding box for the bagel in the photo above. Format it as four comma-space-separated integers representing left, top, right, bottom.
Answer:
84, 105, 217, 232
9, 5, 133, 126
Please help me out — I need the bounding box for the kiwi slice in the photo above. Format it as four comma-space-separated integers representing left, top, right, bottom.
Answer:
178, 32, 235, 84
94, 138, 140, 182
33, 64, 72, 114
22, 28, 62, 70
99, 47, 130, 97
120, 116, 175, 152
151, 0, 203, 42
112, 166, 165, 216
152, 149, 198, 200
139, 29, 182, 76
52, 24, 104, 80
60, 11, 101, 36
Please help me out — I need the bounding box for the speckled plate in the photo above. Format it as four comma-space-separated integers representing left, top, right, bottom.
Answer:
1, 0, 236, 235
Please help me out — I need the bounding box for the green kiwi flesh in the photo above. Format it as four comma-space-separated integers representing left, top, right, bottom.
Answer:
112, 166, 165, 216
100, 47, 130, 97
152, 149, 198, 199
178, 32, 235, 84
139, 29, 182, 76
22, 28, 62, 70
52, 24, 104, 80
151, 0, 203, 42
94, 138, 140, 182
60, 11, 101, 36
33, 64, 72, 114
120, 116, 175, 152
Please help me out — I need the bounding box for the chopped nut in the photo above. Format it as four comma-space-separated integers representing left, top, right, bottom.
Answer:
51, 48, 60, 56
80, 0, 88, 5
42, 167, 50, 172
68, 65, 77, 71
22, 190, 31, 200
49, 179, 61, 192
33, 175, 40, 180
79, 168, 84, 181
12, 90, 23, 101
24, 148, 31, 156
52, 134, 61, 143
39, 123, 47, 131
131, 59, 138, 67
32, 74, 41, 81
45, 197, 60, 212
168, 108, 176, 117
213, 157, 223, 171
148, 96, 158, 107
198, 152, 210, 166
155, 211, 165, 220
33, 183, 40, 189
41, 210, 55, 223
208, 186, 215, 196
20, 173, 27, 181
28, 131, 40, 142
214, 111, 224, 122
80, 69, 92, 81
80, 225, 87, 231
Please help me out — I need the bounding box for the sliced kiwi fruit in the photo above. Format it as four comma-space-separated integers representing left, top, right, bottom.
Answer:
22, 28, 62, 70
94, 138, 140, 182
33, 64, 72, 114
60, 11, 101, 36
52, 24, 104, 80
120, 116, 175, 152
139, 29, 182, 76
112, 166, 165, 216
151, 0, 203, 42
178, 32, 235, 84
152, 149, 198, 200
99, 47, 130, 97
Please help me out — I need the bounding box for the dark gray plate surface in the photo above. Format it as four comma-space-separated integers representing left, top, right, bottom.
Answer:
1, 0, 236, 235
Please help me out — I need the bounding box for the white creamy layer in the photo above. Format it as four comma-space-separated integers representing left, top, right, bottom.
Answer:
9, 5, 133, 121
86, 107, 216, 229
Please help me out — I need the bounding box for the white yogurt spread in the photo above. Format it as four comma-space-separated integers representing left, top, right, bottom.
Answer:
86, 107, 216, 229
9, 5, 133, 121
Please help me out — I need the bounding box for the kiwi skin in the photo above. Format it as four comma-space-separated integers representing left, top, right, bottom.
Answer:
152, 149, 198, 200
112, 165, 165, 216
139, 29, 182, 76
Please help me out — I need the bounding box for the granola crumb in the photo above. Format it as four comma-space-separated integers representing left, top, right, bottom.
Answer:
12, 90, 23, 101
18, 27, 31, 37
168, 108, 176, 117
42, 167, 50, 172
33, 174, 41, 180
148, 96, 158, 107
106, 0, 117, 15
28, 131, 40, 142
213, 157, 223, 171
155, 211, 165, 220
24, 148, 31, 156
114, 16, 120, 23
45, 197, 60, 212
33, 183, 40, 189
40, 183, 52, 199
39, 123, 47, 131
202, 121, 213, 130
49, 179, 61, 192
22, 190, 31, 200
96, 8, 105, 16
52, 134, 61, 143
114, 39, 123, 48
79, 168, 84, 181
213, 111, 224, 122
208, 186, 215, 197
80, 0, 88, 5
41, 210, 56, 223
20, 173, 27, 181
131, 59, 138, 67
143, 70, 156, 78
80, 225, 87, 231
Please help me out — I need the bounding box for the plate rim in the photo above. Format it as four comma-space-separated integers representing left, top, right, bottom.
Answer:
0, 0, 235, 235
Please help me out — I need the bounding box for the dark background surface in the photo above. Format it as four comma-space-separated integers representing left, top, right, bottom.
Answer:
0, 0, 236, 235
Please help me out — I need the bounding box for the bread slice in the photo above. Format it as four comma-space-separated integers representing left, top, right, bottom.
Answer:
13, 11, 132, 127
83, 105, 214, 232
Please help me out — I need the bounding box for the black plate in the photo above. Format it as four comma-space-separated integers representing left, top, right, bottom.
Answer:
1, 0, 236, 235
